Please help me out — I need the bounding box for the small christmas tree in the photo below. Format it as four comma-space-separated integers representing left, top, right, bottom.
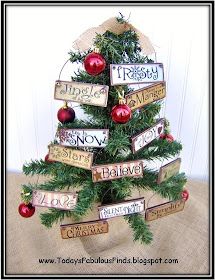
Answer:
19, 15, 187, 244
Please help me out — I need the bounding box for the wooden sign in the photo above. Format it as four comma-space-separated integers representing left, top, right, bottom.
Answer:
48, 144, 93, 170
131, 119, 164, 153
125, 82, 166, 111
145, 199, 185, 221
91, 160, 143, 182
110, 63, 164, 85
98, 198, 145, 219
59, 128, 109, 148
32, 190, 78, 210
157, 158, 181, 184
54, 80, 109, 107
60, 220, 108, 239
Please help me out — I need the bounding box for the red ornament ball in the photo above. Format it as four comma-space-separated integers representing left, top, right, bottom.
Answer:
181, 189, 189, 201
18, 203, 35, 218
45, 154, 55, 163
160, 133, 174, 143
84, 52, 106, 76
111, 104, 132, 124
57, 106, 75, 124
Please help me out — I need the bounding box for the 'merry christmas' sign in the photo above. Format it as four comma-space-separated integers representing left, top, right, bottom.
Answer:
110, 63, 164, 85
126, 82, 166, 111
157, 158, 181, 184
32, 190, 78, 210
48, 144, 93, 170
91, 160, 143, 182
60, 220, 108, 239
54, 80, 109, 107
98, 198, 145, 219
145, 199, 185, 221
59, 128, 109, 148
131, 119, 165, 153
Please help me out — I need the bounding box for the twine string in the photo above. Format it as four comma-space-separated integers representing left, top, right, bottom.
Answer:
58, 58, 70, 81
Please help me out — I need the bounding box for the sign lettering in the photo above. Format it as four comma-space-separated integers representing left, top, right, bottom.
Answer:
54, 80, 109, 107
32, 190, 78, 210
98, 198, 145, 219
131, 119, 164, 153
110, 63, 164, 85
60, 220, 108, 239
91, 160, 143, 182
48, 144, 93, 170
145, 199, 185, 221
126, 82, 166, 111
59, 129, 109, 148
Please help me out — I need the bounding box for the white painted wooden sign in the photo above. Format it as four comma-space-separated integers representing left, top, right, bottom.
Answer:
59, 128, 109, 148
98, 198, 145, 219
110, 63, 164, 85
32, 190, 78, 210
54, 80, 109, 107
131, 119, 165, 153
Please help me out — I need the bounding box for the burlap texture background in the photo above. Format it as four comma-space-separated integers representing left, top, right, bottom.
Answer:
72, 17, 155, 55
6, 172, 209, 276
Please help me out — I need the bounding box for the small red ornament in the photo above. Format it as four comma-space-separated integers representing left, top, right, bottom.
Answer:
57, 103, 75, 124
18, 203, 35, 218
160, 133, 174, 142
45, 154, 55, 163
84, 51, 106, 76
181, 189, 189, 201
111, 103, 132, 124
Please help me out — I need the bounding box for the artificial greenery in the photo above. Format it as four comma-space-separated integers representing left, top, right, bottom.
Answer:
21, 15, 187, 244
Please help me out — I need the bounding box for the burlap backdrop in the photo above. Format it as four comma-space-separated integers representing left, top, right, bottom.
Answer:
6, 172, 209, 275
72, 17, 155, 55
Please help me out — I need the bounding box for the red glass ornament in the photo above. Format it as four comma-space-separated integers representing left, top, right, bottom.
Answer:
57, 106, 75, 124
160, 133, 174, 142
84, 52, 106, 76
181, 189, 189, 201
45, 154, 55, 163
111, 104, 132, 124
18, 203, 35, 218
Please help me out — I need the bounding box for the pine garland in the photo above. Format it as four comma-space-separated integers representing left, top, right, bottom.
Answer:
125, 214, 153, 244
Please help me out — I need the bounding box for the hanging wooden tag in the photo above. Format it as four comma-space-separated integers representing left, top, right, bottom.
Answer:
157, 158, 181, 184
54, 80, 109, 107
145, 199, 185, 221
59, 128, 109, 148
110, 63, 164, 85
98, 197, 145, 219
125, 82, 166, 111
131, 119, 165, 153
91, 160, 143, 182
48, 144, 93, 170
32, 190, 78, 210
60, 220, 108, 239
